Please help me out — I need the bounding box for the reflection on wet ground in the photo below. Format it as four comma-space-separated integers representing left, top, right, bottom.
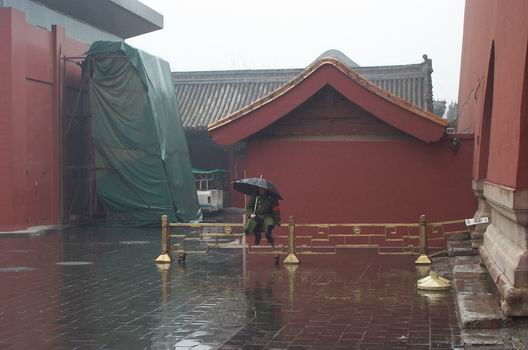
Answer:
0, 227, 461, 349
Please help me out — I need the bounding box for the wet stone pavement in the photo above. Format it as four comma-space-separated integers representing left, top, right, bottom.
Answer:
0, 227, 462, 349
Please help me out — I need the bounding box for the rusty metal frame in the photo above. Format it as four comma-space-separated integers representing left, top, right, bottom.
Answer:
60, 55, 96, 223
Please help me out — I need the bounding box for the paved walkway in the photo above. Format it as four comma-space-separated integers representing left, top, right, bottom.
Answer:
0, 227, 462, 349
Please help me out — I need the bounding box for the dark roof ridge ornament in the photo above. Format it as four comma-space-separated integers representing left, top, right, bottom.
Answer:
422, 54, 434, 112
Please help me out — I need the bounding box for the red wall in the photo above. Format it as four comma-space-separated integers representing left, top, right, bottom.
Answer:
244, 136, 475, 224
457, 0, 528, 189
230, 86, 476, 224
0, 8, 86, 230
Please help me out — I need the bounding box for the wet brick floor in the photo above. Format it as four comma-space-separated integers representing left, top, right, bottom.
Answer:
0, 227, 462, 349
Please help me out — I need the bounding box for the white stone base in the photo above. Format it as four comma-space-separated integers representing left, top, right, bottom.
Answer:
480, 242, 528, 316
479, 182, 528, 316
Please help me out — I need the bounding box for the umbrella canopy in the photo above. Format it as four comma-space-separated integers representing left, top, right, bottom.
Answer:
233, 177, 283, 200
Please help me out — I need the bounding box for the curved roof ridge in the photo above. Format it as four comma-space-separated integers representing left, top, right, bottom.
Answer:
209, 56, 446, 132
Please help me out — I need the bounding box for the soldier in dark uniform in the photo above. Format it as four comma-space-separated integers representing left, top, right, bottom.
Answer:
245, 187, 281, 249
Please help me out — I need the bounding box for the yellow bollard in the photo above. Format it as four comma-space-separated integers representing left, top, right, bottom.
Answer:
417, 271, 451, 291
415, 214, 432, 265
155, 215, 172, 263
283, 216, 300, 264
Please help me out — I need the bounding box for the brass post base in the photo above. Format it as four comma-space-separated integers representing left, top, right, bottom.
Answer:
417, 271, 451, 291
283, 253, 300, 264
415, 254, 432, 265
155, 253, 172, 264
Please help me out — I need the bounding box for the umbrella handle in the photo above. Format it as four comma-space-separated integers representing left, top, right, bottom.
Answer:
252, 196, 259, 215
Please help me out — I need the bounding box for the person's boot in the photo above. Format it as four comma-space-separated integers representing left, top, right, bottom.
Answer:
266, 226, 279, 263
266, 226, 274, 247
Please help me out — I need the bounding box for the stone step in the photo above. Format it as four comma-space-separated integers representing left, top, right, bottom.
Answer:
448, 239, 472, 247
448, 231, 471, 241
452, 262, 511, 330
462, 329, 506, 348
457, 292, 510, 329
448, 240, 477, 256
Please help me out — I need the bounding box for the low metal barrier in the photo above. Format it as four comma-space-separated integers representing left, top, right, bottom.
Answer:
155, 214, 467, 265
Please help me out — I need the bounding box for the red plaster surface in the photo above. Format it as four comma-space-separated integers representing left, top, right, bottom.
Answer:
243, 136, 475, 224
458, 0, 528, 189
0, 8, 86, 230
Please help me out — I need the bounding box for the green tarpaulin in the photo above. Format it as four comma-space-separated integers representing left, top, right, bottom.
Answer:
85, 41, 202, 226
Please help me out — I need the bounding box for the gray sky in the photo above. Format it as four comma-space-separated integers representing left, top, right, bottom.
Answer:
127, 0, 465, 103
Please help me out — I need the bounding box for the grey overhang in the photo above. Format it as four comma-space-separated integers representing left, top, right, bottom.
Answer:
35, 0, 163, 38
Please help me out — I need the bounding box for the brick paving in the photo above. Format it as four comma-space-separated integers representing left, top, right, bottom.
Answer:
0, 227, 462, 349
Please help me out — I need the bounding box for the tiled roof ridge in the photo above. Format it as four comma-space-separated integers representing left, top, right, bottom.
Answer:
171, 69, 302, 84
172, 61, 428, 82
208, 57, 446, 131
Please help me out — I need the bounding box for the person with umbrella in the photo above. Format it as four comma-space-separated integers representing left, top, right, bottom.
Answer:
246, 187, 281, 246
233, 177, 282, 253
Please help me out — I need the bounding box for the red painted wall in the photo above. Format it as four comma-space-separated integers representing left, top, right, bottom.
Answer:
230, 87, 476, 224
245, 136, 475, 224
458, 0, 528, 189
0, 8, 86, 230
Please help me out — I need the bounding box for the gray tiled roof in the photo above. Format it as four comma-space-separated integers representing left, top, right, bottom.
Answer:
173, 54, 433, 131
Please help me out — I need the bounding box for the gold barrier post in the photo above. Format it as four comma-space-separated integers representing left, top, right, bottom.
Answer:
155, 215, 172, 263
283, 216, 300, 264
415, 214, 432, 265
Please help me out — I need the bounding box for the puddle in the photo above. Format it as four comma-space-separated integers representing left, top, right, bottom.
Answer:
0, 266, 34, 272
118, 241, 151, 245
56, 261, 93, 266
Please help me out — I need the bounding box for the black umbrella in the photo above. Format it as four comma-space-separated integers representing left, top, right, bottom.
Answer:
233, 177, 283, 200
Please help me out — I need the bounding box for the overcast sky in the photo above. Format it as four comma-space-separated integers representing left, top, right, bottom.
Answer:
127, 0, 465, 104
